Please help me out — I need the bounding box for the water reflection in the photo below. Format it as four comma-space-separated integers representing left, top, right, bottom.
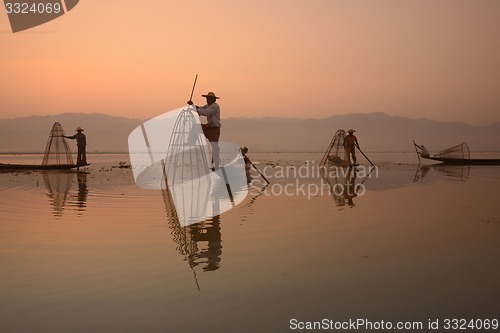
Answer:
322, 166, 375, 208
42, 171, 74, 217
241, 158, 269, 221
42, 171, 89, 217
76, 172, 89, 213
414, 164, 470, 183
161, 160, 269, 289
162, 187, 223, 290
431, 164, 470, 181
187, 215, 222, 272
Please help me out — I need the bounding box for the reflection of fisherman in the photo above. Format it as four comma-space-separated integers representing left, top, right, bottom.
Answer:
77, 172, 88, 211
343, 168, 358, 207
189, 215, 222, 272
64, 127, 87, 166
344, 129, 359, 165
188, 92, 221, 169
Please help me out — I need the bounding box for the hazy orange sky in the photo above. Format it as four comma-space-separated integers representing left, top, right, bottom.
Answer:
1, 0, 499, 125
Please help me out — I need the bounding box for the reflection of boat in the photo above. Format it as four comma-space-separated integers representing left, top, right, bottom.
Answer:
414, 141, 500, 165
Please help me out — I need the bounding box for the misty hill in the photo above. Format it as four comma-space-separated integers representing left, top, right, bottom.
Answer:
225, 112, 500, 152
0, 112, 499, 153
0, 113, 141, 153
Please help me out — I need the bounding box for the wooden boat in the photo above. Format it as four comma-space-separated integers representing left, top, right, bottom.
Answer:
421, 157, 500, 165
0, 163, 90, 170
414, 141, 500, 165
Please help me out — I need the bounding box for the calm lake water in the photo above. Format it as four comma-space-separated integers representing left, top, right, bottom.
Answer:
1, 153, 499, 332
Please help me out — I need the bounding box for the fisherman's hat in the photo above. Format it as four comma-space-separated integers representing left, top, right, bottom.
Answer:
347, 129, 356, 133
202, 92, 220, 99
76, 127, 84, 131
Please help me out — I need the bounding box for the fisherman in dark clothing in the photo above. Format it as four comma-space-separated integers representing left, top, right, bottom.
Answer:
345, 129, 359, 165
64, 127, 87, 166
188, 91, 221, 168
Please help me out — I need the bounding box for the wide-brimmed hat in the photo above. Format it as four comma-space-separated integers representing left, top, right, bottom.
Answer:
75, 127, 84, 132
202, 92, 220, 99
347, 129, 356, 133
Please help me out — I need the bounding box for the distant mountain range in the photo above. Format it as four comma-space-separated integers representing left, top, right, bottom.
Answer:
224, 113, 500, 152
0, 113, 141, 153
0, 112, 498, 153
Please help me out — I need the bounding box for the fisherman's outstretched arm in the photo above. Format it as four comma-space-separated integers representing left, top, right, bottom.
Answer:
196, 104, 219, 116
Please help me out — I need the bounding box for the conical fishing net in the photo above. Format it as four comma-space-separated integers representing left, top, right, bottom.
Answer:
42, 122, 74, 166
162, 107, 212, 226
320, 129, 348, 166
434, 143, 470, 160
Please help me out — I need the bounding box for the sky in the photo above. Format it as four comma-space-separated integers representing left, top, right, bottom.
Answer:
1, 0, 499, 125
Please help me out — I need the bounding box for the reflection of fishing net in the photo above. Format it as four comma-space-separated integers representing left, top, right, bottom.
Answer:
42, 122, 74, 165
163, 188, 222, 272
42, 171, 75, 217
433, 165, 470, 181
434, 143, 470, 160
320, 129, 347, 166
323, 175, 346, 206
162, 188, 199, 256
162, 187, 222, 292
322, 166, 358, 207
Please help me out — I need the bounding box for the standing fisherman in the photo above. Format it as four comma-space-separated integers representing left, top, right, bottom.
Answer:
64, 127, 87, 166
188, 92, 221, 169
345, 129, 359, 166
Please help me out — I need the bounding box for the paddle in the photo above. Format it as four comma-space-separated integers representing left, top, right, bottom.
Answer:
413, 140, 421, 164
188, 74, 198, 104
241, 149, 270, 185
356, 145, 375, 168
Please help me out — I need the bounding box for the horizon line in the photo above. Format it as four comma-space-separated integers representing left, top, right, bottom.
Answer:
0, 111, 498, 127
